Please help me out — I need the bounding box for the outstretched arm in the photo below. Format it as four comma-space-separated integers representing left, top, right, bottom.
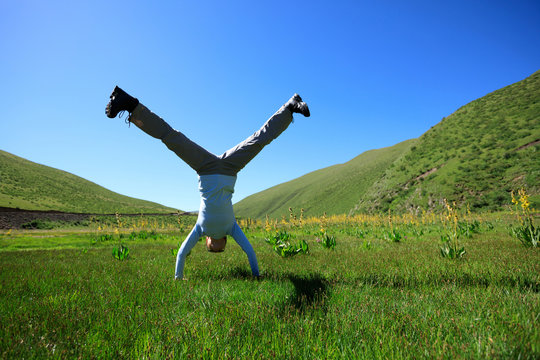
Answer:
175, 224, 203, 279
230, 222, 260, 277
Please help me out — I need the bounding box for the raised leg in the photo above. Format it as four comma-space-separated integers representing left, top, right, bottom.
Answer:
130, 104, 219, 173
218, 106, 293, 174
218, 94, 309, 175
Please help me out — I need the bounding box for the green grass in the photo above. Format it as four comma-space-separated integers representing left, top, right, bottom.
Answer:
235, 70, 540, 218
0, 150, 179, 214
0, 216, 538, 358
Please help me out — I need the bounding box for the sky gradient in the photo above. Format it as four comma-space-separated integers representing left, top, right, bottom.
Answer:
1, 0, 539, 211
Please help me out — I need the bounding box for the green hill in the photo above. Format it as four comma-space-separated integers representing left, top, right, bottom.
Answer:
235, 139, 416, 219
235, 70, 540, 218
0, 150, 179, 214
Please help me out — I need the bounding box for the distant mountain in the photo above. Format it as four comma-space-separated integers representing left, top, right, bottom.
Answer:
235, 70, 540, 218
0, 150, 179, 214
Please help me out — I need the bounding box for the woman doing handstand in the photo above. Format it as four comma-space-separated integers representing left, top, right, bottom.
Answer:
105, 87, 310, 279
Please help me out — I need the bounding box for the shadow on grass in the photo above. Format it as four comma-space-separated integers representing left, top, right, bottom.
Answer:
192, 265, 538, 295
226, 266, 253, 280
346, 273, 540, 293
216, 268, 332, 314
282, 273, 331, 314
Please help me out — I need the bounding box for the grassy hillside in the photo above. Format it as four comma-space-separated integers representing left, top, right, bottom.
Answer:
0, 150, 179, 214
235, 140, 416, 219
354, 70, 540, 214
235, 70, 540, 218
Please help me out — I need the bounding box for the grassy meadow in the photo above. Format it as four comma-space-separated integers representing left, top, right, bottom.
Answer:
0, 208, 538, 359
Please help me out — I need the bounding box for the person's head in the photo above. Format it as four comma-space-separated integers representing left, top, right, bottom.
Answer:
206, 236, 227, 252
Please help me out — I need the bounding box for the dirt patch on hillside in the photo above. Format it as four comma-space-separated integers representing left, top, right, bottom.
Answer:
0, 207, 190, 229
414, 167, 438, 181
514, 139, 540, 152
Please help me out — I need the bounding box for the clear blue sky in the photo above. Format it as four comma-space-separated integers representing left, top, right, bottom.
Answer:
1, 0, 539, 211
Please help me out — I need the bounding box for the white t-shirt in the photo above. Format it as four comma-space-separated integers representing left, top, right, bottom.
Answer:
196, 174, 237, 238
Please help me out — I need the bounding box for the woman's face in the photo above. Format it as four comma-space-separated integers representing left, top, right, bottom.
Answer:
206, 236, 227, 252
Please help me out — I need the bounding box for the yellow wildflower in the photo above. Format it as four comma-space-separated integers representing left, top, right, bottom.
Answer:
518, 189, 530, 211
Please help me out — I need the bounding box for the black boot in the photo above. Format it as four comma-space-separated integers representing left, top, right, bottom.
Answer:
105, 86, 139, 118
285, 93, 310, 117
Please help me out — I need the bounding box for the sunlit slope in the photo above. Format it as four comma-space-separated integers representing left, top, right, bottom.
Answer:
234, 139, 416, 219
0, 150, 179, 214
235, 70, 540, 218
353, 70, 540, 214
